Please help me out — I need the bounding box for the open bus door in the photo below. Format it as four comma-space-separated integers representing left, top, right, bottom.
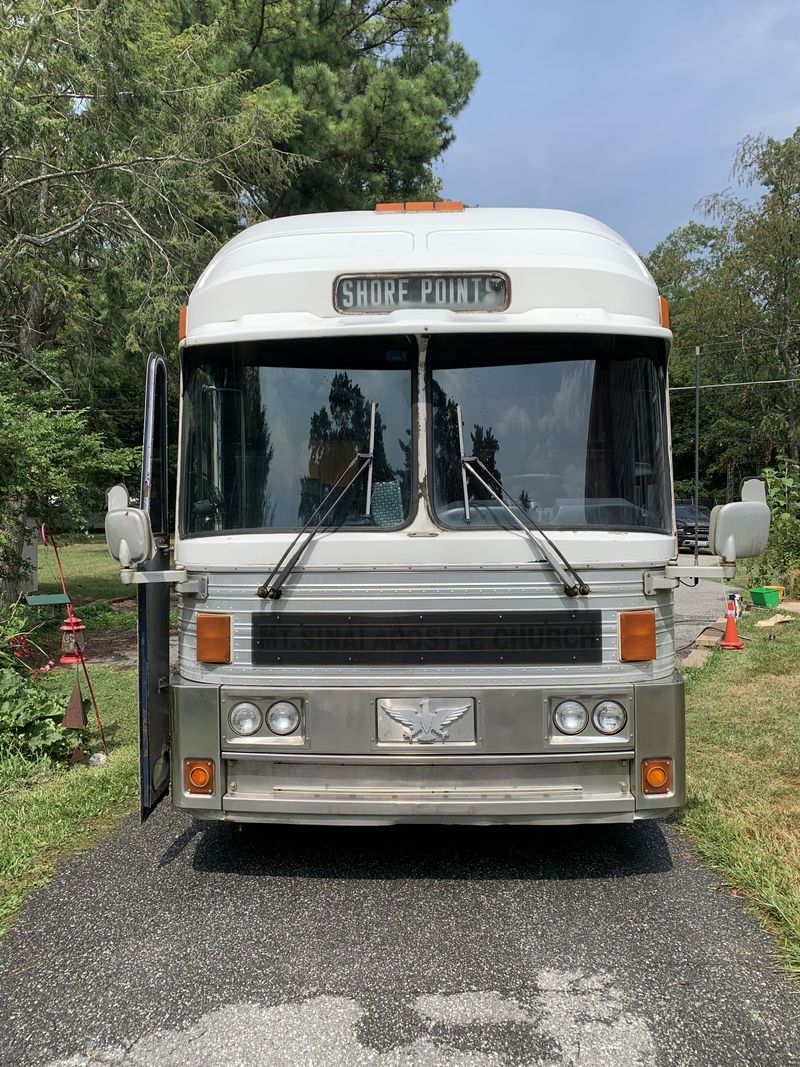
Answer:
138, 353, 171, 821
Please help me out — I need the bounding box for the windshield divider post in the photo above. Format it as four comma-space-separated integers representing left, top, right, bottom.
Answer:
455, 403, 471, 523
365, 401, 376, 517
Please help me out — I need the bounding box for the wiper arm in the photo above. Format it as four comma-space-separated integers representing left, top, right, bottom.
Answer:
257, 403, 376, 600
461, 456, 591, 598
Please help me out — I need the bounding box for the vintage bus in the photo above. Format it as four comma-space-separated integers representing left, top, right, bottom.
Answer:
105, 204, 769, 824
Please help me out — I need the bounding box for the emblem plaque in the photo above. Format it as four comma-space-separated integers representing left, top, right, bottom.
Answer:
376, 697, 476, 745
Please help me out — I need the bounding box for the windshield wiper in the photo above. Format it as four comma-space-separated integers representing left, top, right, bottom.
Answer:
257, 402, 376, 600
455, 407, 589, 597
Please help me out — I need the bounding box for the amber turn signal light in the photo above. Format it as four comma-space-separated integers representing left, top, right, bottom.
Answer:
642, 758, 672, 795
196, 613, 231, 664
659, 295, 670, 329
184, 758, 214, 795
619, 610, 656, 662
178, 304, 188, 341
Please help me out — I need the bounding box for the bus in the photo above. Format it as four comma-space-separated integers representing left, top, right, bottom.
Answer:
105, 204, 770, 825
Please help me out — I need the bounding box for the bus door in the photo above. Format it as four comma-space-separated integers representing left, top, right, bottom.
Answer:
138, 353, 171, 821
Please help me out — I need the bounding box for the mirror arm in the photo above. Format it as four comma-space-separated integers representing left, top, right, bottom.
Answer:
120, 569, 207, 597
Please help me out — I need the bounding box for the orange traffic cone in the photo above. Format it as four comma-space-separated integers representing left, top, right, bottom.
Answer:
720, 597, 744, 650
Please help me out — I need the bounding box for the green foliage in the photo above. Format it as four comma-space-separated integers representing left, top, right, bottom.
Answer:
0, 1, 475, 567
177, 0, 479, 215
738, 456, 800, 590
0, 668, 72, 763
0, 393, 137, 595
646, 128, 800, 501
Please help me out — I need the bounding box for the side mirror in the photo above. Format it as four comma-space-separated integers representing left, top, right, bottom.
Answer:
740, 477, 767, 505
105, 484, 155, 567
709, 500, 770, 562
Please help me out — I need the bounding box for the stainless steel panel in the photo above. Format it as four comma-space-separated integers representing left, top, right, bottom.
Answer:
634, 673, 686, 813
217, 684, 634, 757
176, 567, 676, 688
170, 680, 223, 812
223, 755, 633, 822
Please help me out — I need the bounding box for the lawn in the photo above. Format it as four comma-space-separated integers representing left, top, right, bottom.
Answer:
36, 536, 123, 604
680, 610, 800, 975
0, 665, 138, 937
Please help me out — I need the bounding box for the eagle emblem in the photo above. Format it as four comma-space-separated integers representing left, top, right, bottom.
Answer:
381, 699, 471, 744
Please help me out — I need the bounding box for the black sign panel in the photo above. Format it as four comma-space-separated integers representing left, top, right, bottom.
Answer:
252, 611, 602, 666
334, 273, 509, 314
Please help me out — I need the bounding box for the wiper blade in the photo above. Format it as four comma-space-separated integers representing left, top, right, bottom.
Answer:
461, 456, 591, 598
257, 403, 376, 600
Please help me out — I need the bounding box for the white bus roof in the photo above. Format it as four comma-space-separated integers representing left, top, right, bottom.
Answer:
185, 207, 669, 346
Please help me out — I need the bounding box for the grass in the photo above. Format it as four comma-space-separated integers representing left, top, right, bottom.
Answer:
36, 536, 124, 604
31, 539, 176, 634
680, 609, 800, 976
0, 666, 138, 937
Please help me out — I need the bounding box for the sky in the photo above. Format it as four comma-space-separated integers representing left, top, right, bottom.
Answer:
438, 0, 800, 254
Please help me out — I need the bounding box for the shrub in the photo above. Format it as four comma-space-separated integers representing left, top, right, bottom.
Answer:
741, 457, 800, 593
0, 668, 73, 763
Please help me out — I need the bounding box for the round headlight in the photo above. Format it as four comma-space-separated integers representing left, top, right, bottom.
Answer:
266, 700, 301, 736
592, 700, 627, 735
553, 700, 588, 735
229, 701, 262, 736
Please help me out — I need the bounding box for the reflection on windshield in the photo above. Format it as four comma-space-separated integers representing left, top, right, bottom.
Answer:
182, 337, 415, 533
429, 334, 670, 532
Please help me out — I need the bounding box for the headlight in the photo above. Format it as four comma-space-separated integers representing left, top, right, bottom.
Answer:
553, 700, 588, 735
229, 701, 262, 736
266, 700, 301, 736
592, 700, 627, 735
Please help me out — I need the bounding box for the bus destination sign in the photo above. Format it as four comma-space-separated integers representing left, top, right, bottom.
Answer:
334, 273, 509, 314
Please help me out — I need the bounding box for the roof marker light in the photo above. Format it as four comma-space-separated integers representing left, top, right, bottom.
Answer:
374, 201, 465, 213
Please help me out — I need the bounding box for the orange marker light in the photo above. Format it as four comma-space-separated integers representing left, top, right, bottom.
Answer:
179, 305, 188, 341
374, 201, 465, 213
184, 758, 214, 795
659, 295, 670, 329
196, 613, 232, 664
619, 610, 657, 662
642, 758, 672, 795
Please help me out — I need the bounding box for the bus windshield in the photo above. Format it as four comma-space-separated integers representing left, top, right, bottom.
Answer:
182, 336, 416, 534
429, 333, 671, 532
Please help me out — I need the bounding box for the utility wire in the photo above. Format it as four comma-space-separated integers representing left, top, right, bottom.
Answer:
670, 377, 800, 392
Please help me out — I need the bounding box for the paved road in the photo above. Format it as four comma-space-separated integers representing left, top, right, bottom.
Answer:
1, 809, 798, 1067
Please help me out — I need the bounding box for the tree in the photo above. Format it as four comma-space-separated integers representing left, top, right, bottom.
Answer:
645, 130, 800, 499
177, 0, 479, 214
699, 131, 800, 459
1, 0, 302, 392
0, 391, 136, 600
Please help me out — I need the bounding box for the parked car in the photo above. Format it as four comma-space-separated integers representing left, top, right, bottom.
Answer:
675, 505, 711, 549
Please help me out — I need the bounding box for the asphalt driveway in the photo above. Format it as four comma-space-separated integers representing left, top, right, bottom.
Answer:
1, 809, 798, 1066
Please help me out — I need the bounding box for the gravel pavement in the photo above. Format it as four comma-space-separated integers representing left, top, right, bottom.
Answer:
1, 809, 798, 1067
